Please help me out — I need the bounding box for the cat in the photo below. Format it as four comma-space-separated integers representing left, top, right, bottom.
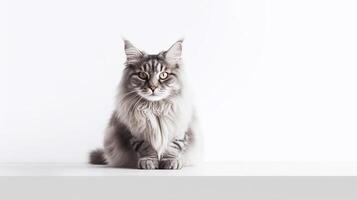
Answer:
89, 39, 200, 169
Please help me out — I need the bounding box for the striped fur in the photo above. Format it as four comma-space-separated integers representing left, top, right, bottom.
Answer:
89, 40, 201, 169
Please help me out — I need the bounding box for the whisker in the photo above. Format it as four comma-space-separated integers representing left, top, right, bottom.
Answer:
118, 90, 137, 101
130, 95, 143, 112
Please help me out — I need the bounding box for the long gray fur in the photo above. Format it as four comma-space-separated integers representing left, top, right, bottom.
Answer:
89, 39, 200, 169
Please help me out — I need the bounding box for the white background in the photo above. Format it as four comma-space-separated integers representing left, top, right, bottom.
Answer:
1, 0, 357, 163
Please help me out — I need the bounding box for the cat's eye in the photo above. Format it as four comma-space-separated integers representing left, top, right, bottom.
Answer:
138, 72, 148, 79
159, 72, 168, 80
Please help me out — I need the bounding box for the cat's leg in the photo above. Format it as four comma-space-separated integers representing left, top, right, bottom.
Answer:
159, 134, 190, 170
160, 123, 201, 170
159, 138, 186, 170
130, 137, 159, 169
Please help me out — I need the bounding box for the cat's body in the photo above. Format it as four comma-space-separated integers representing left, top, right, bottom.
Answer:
89, 40, 200, 169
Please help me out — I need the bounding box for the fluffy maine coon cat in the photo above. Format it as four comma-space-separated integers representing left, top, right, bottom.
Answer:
89, 39, 200, 169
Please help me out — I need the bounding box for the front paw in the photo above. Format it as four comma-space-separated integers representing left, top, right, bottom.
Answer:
138, 157, 159, 169
159, 158, 183, 170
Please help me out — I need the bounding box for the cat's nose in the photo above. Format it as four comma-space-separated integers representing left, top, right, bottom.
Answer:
149, 85, 157, 91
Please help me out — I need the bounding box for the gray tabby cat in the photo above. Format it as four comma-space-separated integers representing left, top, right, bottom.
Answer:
89, 39, 200, 169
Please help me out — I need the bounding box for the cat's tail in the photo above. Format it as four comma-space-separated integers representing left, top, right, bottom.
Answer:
89, 148, 107, 165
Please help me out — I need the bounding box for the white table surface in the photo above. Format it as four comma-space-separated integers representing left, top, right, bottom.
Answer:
1, 162, 357, 176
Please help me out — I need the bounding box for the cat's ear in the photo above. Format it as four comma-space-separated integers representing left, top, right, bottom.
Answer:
124, 39, 144, 64
162, 39, 183, 64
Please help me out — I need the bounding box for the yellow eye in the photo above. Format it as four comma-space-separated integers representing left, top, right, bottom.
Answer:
159, 72, 168, 79
138, 72, 147, 79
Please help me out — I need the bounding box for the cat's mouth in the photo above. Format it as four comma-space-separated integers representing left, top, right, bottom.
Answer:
143, 94, 165, 101
137, 90, 168, 102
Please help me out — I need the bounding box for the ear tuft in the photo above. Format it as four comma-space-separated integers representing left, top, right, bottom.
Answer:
164, 39, 183, 63
123, 39, 143, 64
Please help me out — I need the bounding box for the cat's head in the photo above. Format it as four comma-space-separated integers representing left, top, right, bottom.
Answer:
122, 39, 184, 102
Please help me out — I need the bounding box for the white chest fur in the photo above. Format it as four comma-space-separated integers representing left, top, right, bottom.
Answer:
117, 97, 192, 157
